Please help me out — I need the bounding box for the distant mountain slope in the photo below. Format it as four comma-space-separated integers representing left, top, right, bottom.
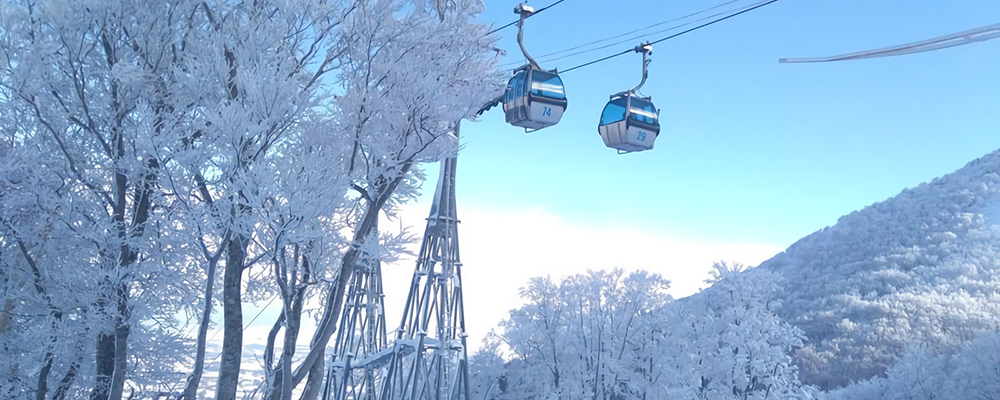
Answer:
755, 150, 1000, 390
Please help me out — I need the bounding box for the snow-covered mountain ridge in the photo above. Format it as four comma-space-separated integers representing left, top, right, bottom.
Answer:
753, 149, 1000, 389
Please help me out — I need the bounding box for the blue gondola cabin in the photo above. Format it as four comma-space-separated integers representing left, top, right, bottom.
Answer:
503, 68, 567, 131
598, 93, 659, 153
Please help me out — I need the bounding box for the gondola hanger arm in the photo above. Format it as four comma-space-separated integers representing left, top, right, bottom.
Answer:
515, 3, 542, 70
630, 43, 653, 94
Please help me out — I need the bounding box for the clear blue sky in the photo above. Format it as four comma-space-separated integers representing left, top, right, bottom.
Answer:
440, 0, 1000, 247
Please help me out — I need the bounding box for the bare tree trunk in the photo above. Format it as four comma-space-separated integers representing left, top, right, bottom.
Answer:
212, 15, 249, 400
37, 353, 53, 400
0, 298, 12, 335
0, 246, 7, 337
94, 270, 134, 400
183, 237, 225, 400
264, 247, 307, 400
216, 234, 249, 400
93, 330, 115, 400
279, 292, 303, 400
93, 30, 128, 400
103, 161, 154, 400
278, 326, 298, 400
52, 361, 81, 400
182, 169, 227, 399
297, 349, 325, 400
264, 311, 284, 392
183, 271, 218, 400
291, 246, 356, 388
110, 292, 130, 400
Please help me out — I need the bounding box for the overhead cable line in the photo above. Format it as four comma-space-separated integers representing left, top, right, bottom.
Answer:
780, 23, 1000, 63
487, 0, 569, 35
559, 0, 780, 74
532, 8, 733, 66
529, 0, 745, 63
500, 0, 742, 68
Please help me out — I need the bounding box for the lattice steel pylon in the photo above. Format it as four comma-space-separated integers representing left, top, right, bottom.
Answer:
323, 224, 391, 400
379, 154, 472, 400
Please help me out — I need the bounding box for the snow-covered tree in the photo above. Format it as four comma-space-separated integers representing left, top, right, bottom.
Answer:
0, 0, 501, 399
1, 0, 210, 397
831, 331, 1000, 400
665, 263, 815, 400
486, 269, 673, 400
943, 332, 1000, 399
478, 266, 814, 400
758, 151, 1000, 389
469, 334, 508, 400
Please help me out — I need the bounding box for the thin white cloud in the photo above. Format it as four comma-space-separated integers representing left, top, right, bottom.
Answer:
379, 204, 784, 349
